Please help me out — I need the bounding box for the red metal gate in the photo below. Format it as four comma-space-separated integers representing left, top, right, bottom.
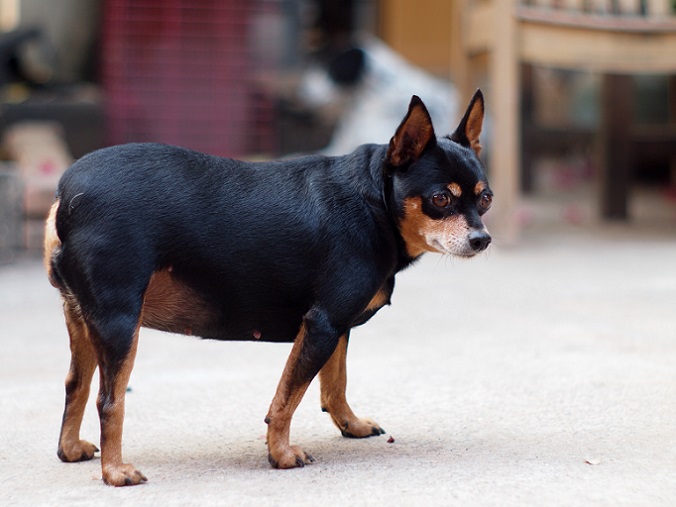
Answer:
102, 0, 266, 157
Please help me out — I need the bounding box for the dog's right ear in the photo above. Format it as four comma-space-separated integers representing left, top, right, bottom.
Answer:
386, 95, 435, 170
450, 89, 484, 157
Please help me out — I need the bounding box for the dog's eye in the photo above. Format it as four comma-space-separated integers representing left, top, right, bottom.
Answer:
479, 193, 493, 212
431, 192, 452, 209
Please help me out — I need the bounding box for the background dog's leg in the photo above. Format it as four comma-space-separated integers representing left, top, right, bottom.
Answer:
319, 333, 385, 438
57, 300, 99, 463
93, 320, 147, 486
265, 309, 339, 468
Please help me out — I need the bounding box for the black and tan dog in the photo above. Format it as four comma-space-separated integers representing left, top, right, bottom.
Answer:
44, 91, 492, 486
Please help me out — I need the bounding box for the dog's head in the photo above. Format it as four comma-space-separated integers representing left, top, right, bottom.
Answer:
386, 90, 492, 258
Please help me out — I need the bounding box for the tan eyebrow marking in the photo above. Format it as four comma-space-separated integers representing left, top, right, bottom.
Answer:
474, 181, 486, 195
448, 183, 462, 198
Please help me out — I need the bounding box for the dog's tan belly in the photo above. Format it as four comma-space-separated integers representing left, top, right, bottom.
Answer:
141, 270, 217, 336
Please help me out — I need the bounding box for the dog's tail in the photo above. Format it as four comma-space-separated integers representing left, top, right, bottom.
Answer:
44, 200, 64, 289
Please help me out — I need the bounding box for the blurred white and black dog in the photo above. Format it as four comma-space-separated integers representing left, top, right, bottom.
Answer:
300, 36, 460, 155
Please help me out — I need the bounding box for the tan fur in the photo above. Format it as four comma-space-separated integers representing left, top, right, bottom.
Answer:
265, 323, 315, 468
474, 181, 487, 195
399, 198, 441, 257
365, 288, 389, 312
399, 197, 473, 257
465, 97, 484, 157
142, 270, 216, 335
319, 335, 383, 437
388, 103, 435, 167
57, 300, 99, 463
48, 195, 147, 485
448, 183, 462, 198
44, 201, 61, 287
98, 320, 146, 486
49, 202, 102, 466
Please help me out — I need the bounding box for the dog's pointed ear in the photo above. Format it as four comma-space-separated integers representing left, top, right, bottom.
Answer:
386, 95, 435, 169
450, 89, 484, 157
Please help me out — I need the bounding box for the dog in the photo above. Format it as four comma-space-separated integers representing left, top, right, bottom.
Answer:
44, 91, 492, 486
299, 36, 459, 156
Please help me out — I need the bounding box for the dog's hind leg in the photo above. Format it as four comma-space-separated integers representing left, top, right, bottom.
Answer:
57, 299, 99, 463
319, 333, 385, 438
91, 316, 147, 486
58, 293, 147, 486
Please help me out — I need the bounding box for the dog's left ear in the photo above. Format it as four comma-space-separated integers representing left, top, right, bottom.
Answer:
450, 89, 484, 157
386, 95, 435, 169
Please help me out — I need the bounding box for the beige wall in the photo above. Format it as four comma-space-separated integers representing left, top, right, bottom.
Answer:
379, 0, 452, 77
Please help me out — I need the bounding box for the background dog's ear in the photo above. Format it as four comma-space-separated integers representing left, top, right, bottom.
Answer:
450, 89, 484, 157
386, 95, 435, 169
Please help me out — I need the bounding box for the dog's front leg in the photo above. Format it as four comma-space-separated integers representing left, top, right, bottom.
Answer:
319, 333, 385, 438
265, 308, 339, 468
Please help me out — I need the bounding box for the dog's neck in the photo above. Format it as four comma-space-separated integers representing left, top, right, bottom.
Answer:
362, 143, 422, 270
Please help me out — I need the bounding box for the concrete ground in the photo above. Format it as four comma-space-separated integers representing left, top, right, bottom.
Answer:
1, 222, 675, 506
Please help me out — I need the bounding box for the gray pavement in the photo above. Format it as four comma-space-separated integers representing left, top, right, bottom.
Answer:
1, 225, 675, 506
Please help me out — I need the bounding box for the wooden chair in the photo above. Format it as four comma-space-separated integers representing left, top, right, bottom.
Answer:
451, 0, 676, 242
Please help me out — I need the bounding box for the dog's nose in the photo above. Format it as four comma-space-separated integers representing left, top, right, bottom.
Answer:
468, 230, 491, 252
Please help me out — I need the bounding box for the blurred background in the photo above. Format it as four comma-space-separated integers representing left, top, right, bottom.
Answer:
0, 0, 674, 259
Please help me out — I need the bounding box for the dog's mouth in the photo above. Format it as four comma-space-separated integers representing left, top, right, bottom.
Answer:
430, 238, 473, 258
430, 233, 491, 258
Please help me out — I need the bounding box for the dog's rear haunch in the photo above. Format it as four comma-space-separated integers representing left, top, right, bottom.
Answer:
45, 92, 492, 486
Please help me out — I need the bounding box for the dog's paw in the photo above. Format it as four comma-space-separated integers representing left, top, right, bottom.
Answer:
57, 440, 99, 462
102, 463, 148, 487
339, 417, 385, 439
268, 444, 315, 469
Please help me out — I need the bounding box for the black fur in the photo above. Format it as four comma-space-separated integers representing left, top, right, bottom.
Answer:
51, 95, 491, 351
53, 142, 403, 345
48, 93, 492, 482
